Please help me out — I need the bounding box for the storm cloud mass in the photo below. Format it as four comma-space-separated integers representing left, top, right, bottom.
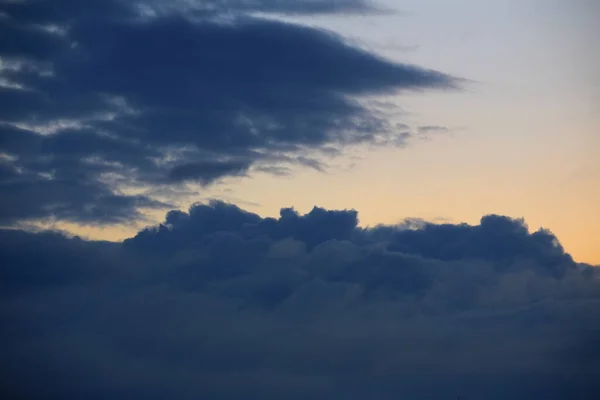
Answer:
1, 201, 599, 399
0, 0, 458, 225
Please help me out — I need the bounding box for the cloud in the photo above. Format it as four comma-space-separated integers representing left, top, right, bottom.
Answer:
417, 125, 449, 134
0, 177, 170, 225
168, 159, 251, 184
0, 0, 460, 224
385, 215, 574, 276
125, 201, 360, 253
1, 201, 599, 399
0, 124, 170, 225
156, 0, 380, 16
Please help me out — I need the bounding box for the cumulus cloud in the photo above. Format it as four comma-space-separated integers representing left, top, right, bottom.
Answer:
0, 0, 460, 224
1, 201, 599, 399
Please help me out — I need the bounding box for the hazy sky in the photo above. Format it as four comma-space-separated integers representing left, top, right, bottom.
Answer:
235, 0, 600, 264
39, 0, 598, 264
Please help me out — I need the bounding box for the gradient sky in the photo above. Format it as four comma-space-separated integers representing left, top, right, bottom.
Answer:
248, 0, 600, 264
37, 0, 598, 264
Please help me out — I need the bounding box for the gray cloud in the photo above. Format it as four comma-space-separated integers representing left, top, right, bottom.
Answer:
168, 160, 252, 184
1, 202, 598, 399
418, 125, 449, 134
0, 0, 460, 224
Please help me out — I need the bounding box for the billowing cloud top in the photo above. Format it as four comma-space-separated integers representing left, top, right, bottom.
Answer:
0, 0, 458, 225
2, 201, 599, 398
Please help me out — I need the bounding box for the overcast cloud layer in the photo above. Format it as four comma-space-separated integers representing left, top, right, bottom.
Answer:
1, 201, 599, 399
0, 0, 458, 226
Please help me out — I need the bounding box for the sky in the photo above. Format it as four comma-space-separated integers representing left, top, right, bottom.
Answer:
1, 0, 599, 398
2, 0, 597, 264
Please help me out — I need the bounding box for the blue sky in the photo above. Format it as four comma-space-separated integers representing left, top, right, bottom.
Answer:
1, 1, 599, 398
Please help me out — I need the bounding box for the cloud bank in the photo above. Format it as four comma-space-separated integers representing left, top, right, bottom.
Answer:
1, 201, 599, 399
0, 0, 459, 225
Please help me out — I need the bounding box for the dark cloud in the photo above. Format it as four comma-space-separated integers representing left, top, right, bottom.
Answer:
0, 0, 459, 224
2, 202, 599, 399
417, 125, 449, 134
0, 177, 169, 225
385, 215, 574, 277
0, 124, 169, 225
0, 0, 133, 25
0, 0, 378, 24
150, 0, 380, 16
168, 159, 251, 184
125, 201, 359, 253
0, 228, 118, 292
